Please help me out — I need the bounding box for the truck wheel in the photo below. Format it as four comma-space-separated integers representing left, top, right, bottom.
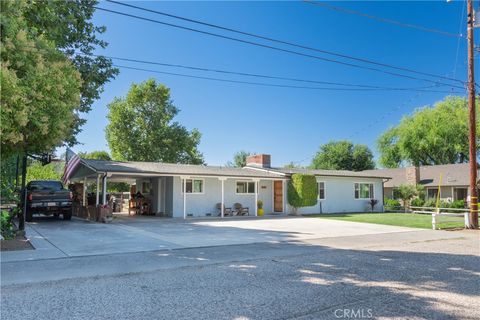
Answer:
26, 210, 33, 222
53, 213, 60, 218
63, 212, 72, 220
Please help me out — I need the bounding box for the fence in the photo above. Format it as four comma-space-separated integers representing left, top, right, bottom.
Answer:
410, 206, 469, 230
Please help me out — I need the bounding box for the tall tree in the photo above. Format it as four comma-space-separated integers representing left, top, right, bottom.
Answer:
1, 0, 82, 158
21, 0, 118, 145
377, 96, 480, 168
311, 141, 375, 171
105, 79, 204, 164
78, 150, 111, 161
227, 151, 252, 167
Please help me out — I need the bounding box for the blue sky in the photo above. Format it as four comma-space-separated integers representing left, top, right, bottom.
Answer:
73, 0, 474, 167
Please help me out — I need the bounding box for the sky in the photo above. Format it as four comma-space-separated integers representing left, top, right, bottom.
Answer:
72, 0, 476, 167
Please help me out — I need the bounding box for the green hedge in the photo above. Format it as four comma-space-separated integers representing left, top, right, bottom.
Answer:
287, 174, 317, 209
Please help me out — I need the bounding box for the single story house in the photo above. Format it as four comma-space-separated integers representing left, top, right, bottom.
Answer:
65, 153, 390, 218
362, 163, 479, 202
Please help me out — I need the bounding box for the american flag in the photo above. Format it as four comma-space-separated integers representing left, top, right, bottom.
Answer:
62, 148, 81, 184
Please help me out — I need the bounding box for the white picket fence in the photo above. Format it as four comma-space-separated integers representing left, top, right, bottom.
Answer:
410, 206, 470, 230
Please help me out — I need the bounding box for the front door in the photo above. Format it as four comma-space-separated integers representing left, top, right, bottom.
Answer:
274, 180, 283, 212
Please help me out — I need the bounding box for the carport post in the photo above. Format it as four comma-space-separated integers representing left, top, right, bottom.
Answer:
83, 177, 87, 206
95, 174, 100, 206
182, 176, 187, 219
219, 177, 226, 218
102, 174, 107, 205
254, 179, 259, 217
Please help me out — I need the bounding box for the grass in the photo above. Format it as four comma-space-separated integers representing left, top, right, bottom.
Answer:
310, 212, 465, 229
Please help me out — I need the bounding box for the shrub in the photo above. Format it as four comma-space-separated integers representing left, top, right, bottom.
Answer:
384, 198, 401, 210
287, 174, 317, 211
423, 199, 437, 208
411, 198, 425, 207
257, 200, 263, 209
1, 210, 16, 240
368, 199, 379, 212
450, 200, 465, 209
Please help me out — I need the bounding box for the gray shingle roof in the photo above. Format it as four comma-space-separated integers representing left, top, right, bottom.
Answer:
81, 159, 286, 179
261, 167, 391, 179
362, 163, 474, 187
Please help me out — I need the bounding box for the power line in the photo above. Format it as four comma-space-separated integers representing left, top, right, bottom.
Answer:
303, 0, 464, 39
100, 1, 465, 87
90, 53, 456, 91
113, 63, 463, 94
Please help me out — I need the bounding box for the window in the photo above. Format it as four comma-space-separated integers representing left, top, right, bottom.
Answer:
453, 188, 468, 201
318, 182, 325, 200
236, 181, 255, 194
142, 181, 151, 194
182, 179, 204, 194
427, 188, 439, 200
354, 183, 374, 199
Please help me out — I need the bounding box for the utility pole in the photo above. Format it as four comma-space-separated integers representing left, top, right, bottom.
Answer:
467, 0, 478, 228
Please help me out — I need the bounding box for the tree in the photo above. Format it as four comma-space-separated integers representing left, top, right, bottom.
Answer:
377, 96, 480, 168
1, 0, 82, 158
26, 161, 64, 183
106, 79, 204, 164
21, 0, 118, 145
311, 140, 375, 171
227, 151, 252, 167
78, 150, 111, 161
393, 184, 424, 212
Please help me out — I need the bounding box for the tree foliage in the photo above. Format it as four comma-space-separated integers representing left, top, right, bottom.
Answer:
311, 140, 375, 171
26, 161, 64, 183
105, 79, 204, 164
287, 174, 318, 210
227, 151, 251, 167
393, 184, 425, 212
78, 150, 111, 161
21, 0, 118, 145
377, 96, 480, 168
1, 0, 82, 158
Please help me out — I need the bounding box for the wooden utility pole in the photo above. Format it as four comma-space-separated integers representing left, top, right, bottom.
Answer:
467, 0, 478, 228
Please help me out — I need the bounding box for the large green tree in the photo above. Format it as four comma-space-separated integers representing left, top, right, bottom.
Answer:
21, 0, 118, 145
105, 79, 204, 164
1, 0, 82, 158
377, 96, 480, 168
311, 140, 375, 171
227, 151, 252, 167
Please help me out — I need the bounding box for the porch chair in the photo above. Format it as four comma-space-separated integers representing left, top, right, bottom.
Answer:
233, 203, 249, 216
216, 203, 233, 216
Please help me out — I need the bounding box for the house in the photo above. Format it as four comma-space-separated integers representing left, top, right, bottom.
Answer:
362, 163, 479, 202
65, 153, 389, 218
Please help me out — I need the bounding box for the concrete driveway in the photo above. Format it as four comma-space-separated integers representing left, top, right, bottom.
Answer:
2, 215, 418, 262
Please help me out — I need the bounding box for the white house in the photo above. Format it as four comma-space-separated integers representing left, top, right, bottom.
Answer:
66, 154, 389, 217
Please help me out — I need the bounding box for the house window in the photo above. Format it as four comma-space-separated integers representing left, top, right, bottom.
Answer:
318, 182, 325, 200
453, 188, 468, 201
354, 183, 374, 199
182, 179, 204, 194
142, 181, 151, 194
236, 181, 255, 194
427, 188, 439, 200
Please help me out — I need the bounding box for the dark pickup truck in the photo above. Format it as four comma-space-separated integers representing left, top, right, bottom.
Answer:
25, 180, 72, 222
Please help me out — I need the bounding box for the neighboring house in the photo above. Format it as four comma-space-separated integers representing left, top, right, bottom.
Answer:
66, 153, 388, 218
363, 163, 479, 202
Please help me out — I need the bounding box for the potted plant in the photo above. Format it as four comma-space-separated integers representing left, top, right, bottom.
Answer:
257, 200, 264, 216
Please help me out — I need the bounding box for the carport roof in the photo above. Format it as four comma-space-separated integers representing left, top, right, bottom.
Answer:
78, 159, 287, 179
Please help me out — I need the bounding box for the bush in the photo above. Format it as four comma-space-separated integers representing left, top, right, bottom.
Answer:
1, 210, 16, 240
451, 200, 465, 209
384, 198, 401, 210
411, 198, 425, 207
287, 174, 317, 210
423, 199, 437, 208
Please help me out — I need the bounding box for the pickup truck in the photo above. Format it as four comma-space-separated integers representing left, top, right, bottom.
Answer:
25, 180, 72, 222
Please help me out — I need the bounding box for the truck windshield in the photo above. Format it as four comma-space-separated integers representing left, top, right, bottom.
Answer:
27, 181, 64, 191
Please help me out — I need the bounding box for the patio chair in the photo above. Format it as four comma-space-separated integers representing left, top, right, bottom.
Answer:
216, 203, 232, 216
233, 203, 249, 216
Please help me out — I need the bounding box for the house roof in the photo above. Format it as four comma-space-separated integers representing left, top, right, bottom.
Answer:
362, 163, 474, 188
249, 166, 391, 179
79, 159, 287, 179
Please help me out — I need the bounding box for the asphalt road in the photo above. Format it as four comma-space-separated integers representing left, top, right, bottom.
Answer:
2, 230, 479, 320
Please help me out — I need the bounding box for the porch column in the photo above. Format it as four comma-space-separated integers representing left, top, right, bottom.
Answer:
82, 177, 87, 207
182, 176, 187, 219
283, 180, 287, 214
254, 179, 259, 217
96, 174, 100, 206
102, 174, 107, 205
219, 177, 226, 218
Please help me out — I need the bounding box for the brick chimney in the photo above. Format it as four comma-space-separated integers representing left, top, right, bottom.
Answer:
246, 154, 271, 168
405, 166, 420, 185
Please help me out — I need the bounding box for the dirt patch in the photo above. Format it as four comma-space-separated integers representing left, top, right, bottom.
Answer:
1, 236, 34, 251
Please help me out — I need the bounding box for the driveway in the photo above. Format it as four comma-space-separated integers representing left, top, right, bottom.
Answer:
2, 215, 419, 262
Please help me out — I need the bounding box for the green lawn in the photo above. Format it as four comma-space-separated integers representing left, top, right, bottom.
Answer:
310, 212, 464, 229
